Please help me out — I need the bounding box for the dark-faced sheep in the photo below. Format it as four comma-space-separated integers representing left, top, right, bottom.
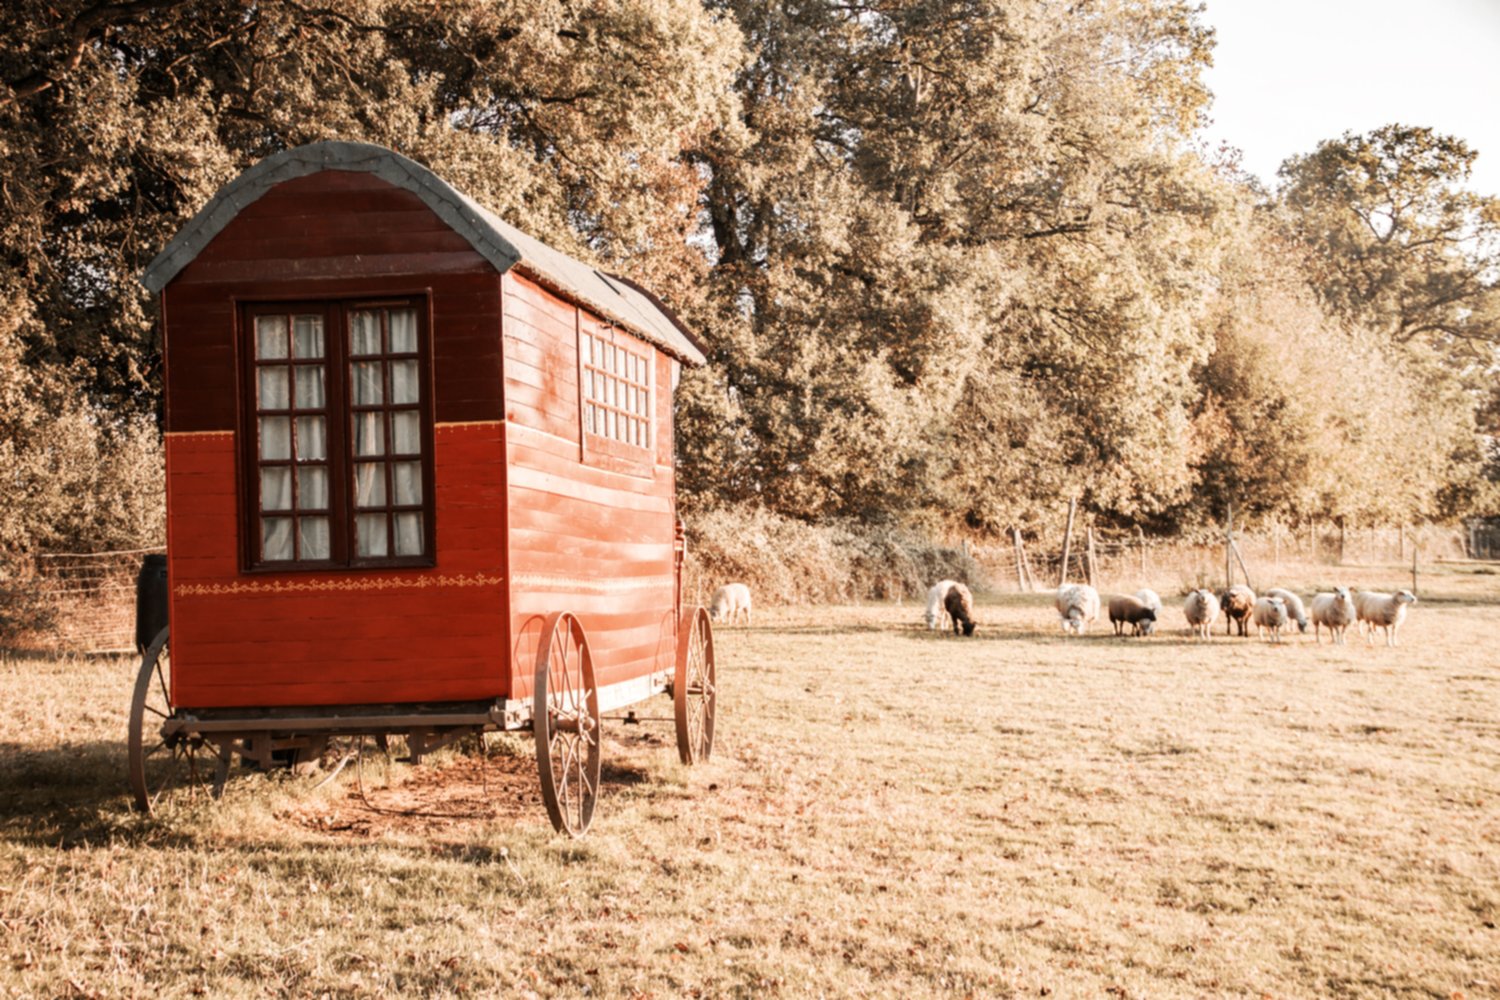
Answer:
1108, 595, 1158, 637
1219, 585, 1256, 637
944, 583, 977, 636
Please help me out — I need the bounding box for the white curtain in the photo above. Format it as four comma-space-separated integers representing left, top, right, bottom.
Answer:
389, 309, 418, 353
293, 315, 324, 358
353, 412, 385, 456
395, 513, 423, 556
390, 361, 419, 405
392, 411, 420, 454
354, 463, 385, 507
256, 316, 288, 359
297, 466, 328, 509
393, 461, 422, 505
261, 468, 292, 511
356, 514, 388, 557
296, 416, 327, 461
259, 417, 291, 460
298, 517, 330, 559
258, 367, 289, 409
261, 517, 293, 561
294, 364, 325, 409
351, 311, 381, 355
353, 362, 384, 405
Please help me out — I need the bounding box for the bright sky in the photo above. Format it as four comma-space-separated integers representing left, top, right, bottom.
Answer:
1198, 0, 1500, 196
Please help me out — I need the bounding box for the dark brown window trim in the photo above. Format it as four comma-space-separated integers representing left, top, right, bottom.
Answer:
236, 295, 437, 573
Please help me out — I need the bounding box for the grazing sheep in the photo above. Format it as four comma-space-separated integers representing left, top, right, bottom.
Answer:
1109, 595, 1158, 637
1183, 589, 1220, 640
1135, 589, 1163, 613
708, 582, 752, 626
1055, 583, 1101, 636
1354, 590, 1417, 647
1263, 588, 1309, 634
1219, 585, 1256, 637
1309, 587, 1356, 644
944, 583, 977, 636
924, 580, 960, 630
1252, 596, 1290, 643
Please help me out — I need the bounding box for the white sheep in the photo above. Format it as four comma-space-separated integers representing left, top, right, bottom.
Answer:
1354, 590, 1417, 647
1263, 588, 1309, 634
1135, 589, 1162, 612
1252, 596, 1289, 643
1183, 589, 1220, 640
1055, 583, 1100, 636
708, 582, 752, 626
924, 580, 960, 630
1309, 587, 1356, 645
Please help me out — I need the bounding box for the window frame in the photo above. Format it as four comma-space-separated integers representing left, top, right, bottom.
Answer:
237, 296, 437, 573
578, 318, 656, 477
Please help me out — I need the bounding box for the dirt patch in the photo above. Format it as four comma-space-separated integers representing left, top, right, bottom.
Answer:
284, 728, 673, 841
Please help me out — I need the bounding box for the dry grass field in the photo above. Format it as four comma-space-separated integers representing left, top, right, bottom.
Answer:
3, 561, 1499, 998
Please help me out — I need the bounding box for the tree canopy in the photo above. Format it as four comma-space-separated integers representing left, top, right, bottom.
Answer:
1, 0, 1494, 560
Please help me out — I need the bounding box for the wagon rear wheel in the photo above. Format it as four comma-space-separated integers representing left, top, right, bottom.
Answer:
674, 606, 716, 765
533, 612, 601, 837
128, 628, 225, 814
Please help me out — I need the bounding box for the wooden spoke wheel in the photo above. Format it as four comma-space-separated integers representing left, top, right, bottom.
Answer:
674, 606, 717, 765
128, 628, 227, 814
533, 612, 602, 837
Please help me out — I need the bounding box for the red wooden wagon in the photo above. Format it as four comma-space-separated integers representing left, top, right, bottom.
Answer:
131, 141, 716, 835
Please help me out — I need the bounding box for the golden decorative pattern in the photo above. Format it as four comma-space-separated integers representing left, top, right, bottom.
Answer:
435, 420, 503, 433
176, 571, 504, 597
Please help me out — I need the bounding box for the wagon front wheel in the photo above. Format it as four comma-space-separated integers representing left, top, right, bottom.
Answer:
674, 606, 716, 764
128, 628, 223, 814
533, 612, 602, 837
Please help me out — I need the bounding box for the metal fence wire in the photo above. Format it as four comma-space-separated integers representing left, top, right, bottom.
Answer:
33, 547, 164, 654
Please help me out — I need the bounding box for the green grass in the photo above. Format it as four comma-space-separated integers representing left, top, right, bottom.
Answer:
3, 568, 1499, 997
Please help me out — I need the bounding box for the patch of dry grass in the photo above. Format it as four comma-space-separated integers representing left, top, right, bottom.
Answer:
3, 562, 1499, 997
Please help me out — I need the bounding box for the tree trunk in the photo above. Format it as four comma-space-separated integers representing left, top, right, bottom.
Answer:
1059, 497, 1077, 587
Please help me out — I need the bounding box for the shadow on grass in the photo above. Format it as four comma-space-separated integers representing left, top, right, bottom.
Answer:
0, 739, 141, 847
0, 735, 666, 851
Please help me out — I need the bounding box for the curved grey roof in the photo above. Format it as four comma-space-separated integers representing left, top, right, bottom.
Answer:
141, 140, 706, 366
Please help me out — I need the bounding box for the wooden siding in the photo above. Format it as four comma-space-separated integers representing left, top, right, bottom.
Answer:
502, 271, 678, 703
166, 424, 508, 707
156, 168, 682, 713
162, 170, 503, 433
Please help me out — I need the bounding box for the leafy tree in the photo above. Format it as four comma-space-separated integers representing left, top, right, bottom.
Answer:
1274, 124, 1500, 356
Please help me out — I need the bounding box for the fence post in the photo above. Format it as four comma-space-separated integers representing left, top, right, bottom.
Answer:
1137, 525, 1146, 580
1224, 501, 1234, 588
1412, 545, 1419, 596
1086, 526, 1097, 588
1059, 497, 1077, 587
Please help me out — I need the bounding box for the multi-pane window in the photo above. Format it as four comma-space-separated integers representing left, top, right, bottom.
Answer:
243, 300, 432, 570
252, 313, 332, 563
582, 330, 651, 449
349, 307, 426, 559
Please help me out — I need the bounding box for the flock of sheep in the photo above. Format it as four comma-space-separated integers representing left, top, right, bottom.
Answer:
926, 580, 1419, 646
707, 578, 1418, 647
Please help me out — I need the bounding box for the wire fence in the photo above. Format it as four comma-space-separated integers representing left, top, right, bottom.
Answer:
991, 523, 1476, 595
31, 547, 163, 654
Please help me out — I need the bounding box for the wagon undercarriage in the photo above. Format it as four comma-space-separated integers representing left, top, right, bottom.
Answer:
129, 607, 716, 836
